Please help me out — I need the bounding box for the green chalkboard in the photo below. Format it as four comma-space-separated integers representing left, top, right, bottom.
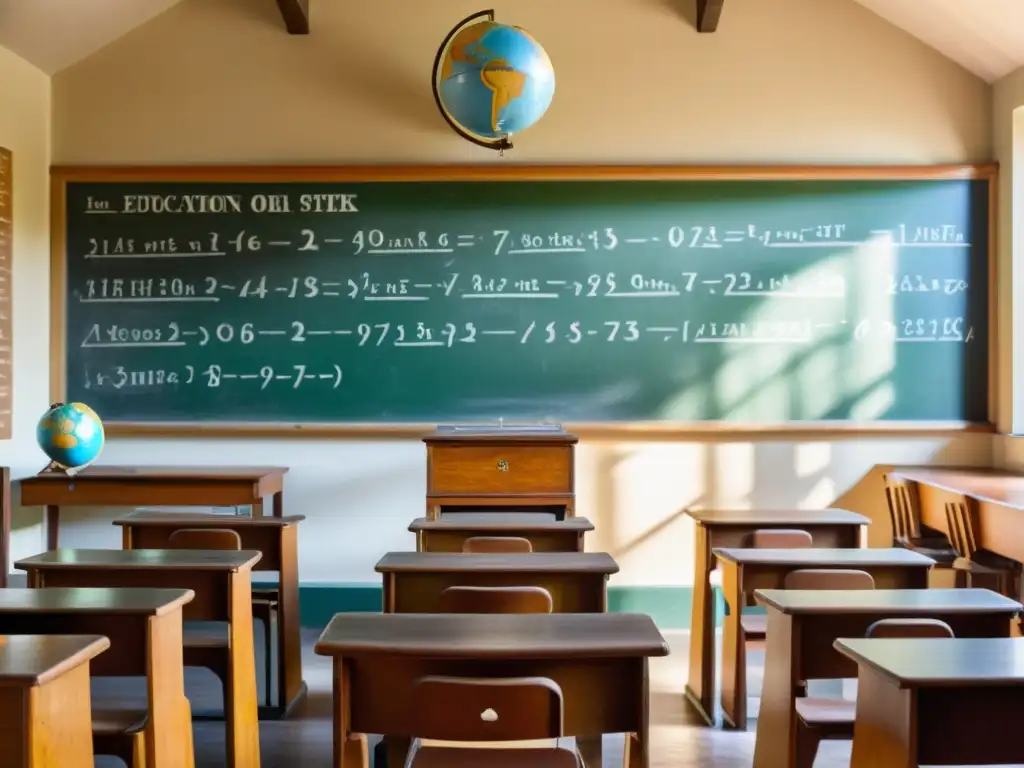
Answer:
53, 166, 994, 431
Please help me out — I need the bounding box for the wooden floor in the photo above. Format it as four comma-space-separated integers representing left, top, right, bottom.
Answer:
92, 626, 853, 768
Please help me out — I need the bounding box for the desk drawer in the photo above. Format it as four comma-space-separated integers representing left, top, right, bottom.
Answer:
428, 445, 573, 495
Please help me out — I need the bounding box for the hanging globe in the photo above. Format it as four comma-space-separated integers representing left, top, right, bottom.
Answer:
433, 11, 555, 151
37, 402, 105, 474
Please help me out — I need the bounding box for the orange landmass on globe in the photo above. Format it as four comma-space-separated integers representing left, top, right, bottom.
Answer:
440, 23, 492, 81
481, 59, 526, 132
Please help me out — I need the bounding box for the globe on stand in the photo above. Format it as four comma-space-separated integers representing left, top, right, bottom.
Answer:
37, 401, 105, 476
432, 9, 555, 152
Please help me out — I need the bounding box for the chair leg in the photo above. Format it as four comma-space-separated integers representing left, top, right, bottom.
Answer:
264, 607, 276, 708
795, 723, 821, 768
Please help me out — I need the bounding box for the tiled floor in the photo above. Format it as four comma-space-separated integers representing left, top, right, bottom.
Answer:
96, 627, 854, 768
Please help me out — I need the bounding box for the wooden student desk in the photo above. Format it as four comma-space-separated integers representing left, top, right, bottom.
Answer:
0, 587, 194, 768
18, 465, 288, 549
423, 429, 577, 518
713, 547, 934, 730
683, 507, 869, 725
887, 467, 1024, 563
752, 588, 1021, 768
835, 636, 1024, 768
0, 634, 111, 768
375, 552, 618, 613
14, 549, 262, 768
314, 612, 669, 768
408, 512, 595, 552
114, 511, 306, 718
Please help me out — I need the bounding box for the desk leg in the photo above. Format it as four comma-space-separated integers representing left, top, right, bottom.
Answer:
385, 737, 411, 768
577, 735, 603, 768
279, 525, 305, 711
622, 657, 651, 768
849, 667, 913, 768
752, 611, 795, 768
226, 571, 262, 768
25, 661, 95, 768
684, 523, 715, 725
45, 505, 60, 549
332, 657, 368, 768
719, 561, 747, 730
147, 609, 195, 768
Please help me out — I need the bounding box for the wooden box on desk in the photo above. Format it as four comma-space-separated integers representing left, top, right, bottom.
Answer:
423, 428, 577, 519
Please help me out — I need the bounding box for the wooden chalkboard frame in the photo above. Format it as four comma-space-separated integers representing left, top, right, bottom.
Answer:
50, 163, 998, 439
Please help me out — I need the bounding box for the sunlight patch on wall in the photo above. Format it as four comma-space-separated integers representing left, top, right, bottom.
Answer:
799, 475, 837, 509
609, 444, 707, 584
713, 442, 754, 506
794, 442, 831, 479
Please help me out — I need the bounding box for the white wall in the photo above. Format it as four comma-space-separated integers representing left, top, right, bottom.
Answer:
992, 66, 1024, 466
0, 46, 51, 567
31, 0, 998, 584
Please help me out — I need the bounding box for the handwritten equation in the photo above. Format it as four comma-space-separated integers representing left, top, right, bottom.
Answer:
79, 221, 972, 262
77, 269, 971, 305
79, 316, 976, 355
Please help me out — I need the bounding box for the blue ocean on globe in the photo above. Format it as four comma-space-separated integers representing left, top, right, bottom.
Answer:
438, 21, 555, 139
37, 402, 105, 471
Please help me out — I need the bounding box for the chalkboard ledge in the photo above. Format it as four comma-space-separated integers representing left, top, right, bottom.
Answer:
98, 421, 996, 440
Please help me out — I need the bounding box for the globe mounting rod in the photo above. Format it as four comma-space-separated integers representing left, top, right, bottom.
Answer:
431, 8, 514, 153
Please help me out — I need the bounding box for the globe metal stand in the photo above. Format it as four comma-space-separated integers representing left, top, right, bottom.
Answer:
431, 9, 514, 153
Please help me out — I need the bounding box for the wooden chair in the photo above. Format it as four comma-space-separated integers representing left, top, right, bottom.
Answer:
438, 586, 553, 614
884, 477, 959, 568
737, 528, 814, 638
166, 527, 279, 708
462, 536, 533, 554
945, 500, 1022, 598
406, 676, 580, 768
793, 618, 954, 768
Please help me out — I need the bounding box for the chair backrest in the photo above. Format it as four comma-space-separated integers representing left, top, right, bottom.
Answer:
438, 586, 553, 614
167, 528, 242, 551
866, 618, 955, 639
462, 536, 533, 554
783, 568, 875, 590
749, 528, 814, 549
944, 501, 975, 557
885, 478, 922, 540
410, 676, 563, 742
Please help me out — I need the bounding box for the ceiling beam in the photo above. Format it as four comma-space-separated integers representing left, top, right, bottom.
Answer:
276, 0, 310, 34
696, 0, 724, 32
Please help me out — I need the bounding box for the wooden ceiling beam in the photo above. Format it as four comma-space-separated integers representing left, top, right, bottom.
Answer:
696, 0, 724, 33
276, 0, 310, 34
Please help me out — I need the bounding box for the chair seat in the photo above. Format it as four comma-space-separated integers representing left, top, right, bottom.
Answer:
794, 697, 856, 727
183, 623, 229, 648
92, 707, 147, 736
411, 746, 579, 768
969, 550, 1022, 571
954, 556, 1018, 575
253, 587, 280, 601
900, 540, 958, 564
740, 614, 767, 636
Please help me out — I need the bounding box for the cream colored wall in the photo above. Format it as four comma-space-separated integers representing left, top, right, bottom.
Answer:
993, 66, 1024, 468
0, 47, 51, 567
39, 0, 996, 584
